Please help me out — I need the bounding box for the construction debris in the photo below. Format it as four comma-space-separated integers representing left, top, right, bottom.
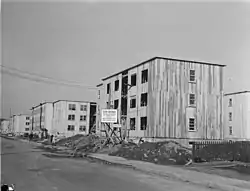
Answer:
109, 141, 192, 165
54, 134, 192, 165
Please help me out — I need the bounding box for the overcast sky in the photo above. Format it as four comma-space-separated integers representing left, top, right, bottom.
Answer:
1, 1, 250, 118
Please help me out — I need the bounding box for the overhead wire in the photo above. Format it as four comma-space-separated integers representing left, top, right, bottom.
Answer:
0, 65, 98, 90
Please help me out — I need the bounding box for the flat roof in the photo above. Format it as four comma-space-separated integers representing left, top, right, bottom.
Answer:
53, 100, 96, 104
102, 56, 226, 81
224, 91, 250, 96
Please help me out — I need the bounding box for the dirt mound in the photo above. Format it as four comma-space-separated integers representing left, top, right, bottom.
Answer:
55, 134, 108, 153
109, 141, 192, 165
55, 134, 85, 147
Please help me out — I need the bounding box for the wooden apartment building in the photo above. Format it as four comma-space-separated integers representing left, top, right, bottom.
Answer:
96, 57, 225, 145
224, 91, 250, 140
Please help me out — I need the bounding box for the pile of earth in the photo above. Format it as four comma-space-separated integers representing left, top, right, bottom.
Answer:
55, 134, 109, 153
109, 141, 192, 165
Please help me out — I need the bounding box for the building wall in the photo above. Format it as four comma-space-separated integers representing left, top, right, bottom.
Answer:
10, 115, 30, 134
98, 57, 224, 142
52, 101, 91, 137
127, 62, 149, 137
223, 92, 250, 140
146, 59, 224, 140
18, 115, 30, 134
31, 103, 53, 134
96, 84, 105, 135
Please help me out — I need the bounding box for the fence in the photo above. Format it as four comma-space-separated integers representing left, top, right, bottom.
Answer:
192, 140, 250, 163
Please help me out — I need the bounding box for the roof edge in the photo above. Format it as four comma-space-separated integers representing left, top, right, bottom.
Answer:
53, 100, 97, 104
101, 56, 226, 81
224, 91, 250, 96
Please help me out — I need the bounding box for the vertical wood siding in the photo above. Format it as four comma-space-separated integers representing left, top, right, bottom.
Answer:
98, 58, 224, 141
224, 93, 250, 140
146, 58, 223, 139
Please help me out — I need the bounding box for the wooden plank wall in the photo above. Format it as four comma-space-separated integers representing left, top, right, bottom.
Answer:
223, 93, 250, 140
146, 58, 224, 139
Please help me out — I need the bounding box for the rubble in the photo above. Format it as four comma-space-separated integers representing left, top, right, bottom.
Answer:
109, 141, 192, 165
54, 135, 192, 165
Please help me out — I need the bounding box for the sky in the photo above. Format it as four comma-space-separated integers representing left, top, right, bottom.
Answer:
1, 1, 250, 118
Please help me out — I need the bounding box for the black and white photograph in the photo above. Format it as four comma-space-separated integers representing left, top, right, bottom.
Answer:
1, 0, 250, 190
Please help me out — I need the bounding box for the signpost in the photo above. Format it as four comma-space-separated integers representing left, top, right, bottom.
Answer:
100, 109, 122, 147
101, 109, 117, 123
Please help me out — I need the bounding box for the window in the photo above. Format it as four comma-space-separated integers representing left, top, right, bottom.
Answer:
141, 93, 148, 107
130, 118, 136, 130
229, 126, 233, 135
141, 69, 148, 84
140, 117, 147, 130
188, 118, 196, 131
68, 115, 75, 121
67, 125, 75, 131
229, 98, 232, 107
114, 99, 119, 109
26, 117, 30, 120
130, 98, 136, 108
189, 94, 196, 106
69, 104, 76, 111
131, 74, 136, 86
25, 128, 29, 131
115, 80, 119, 91
229, 112, 232, 121
80, 115, 86, 121
189, 70, 196, 82
80, 105, 87, 111
26, 122, 30, 126
79, 126, 86, 132
98, 90, 101, 99
107, 83, 110, 94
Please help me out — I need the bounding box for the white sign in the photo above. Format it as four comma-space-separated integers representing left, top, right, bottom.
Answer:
101, 109, 117, 123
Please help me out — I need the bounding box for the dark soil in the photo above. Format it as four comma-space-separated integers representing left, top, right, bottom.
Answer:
109, 141, 192, 165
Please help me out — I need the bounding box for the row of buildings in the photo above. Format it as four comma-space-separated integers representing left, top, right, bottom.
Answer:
1, 56, 249, 146
1, 100, 96, 138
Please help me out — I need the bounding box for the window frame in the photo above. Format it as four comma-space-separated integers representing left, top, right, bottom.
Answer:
107, 83, 111, 94
131, 74, 137, 86
68, 104, 76, 111
189, 69, 196, 83
140, 116, 147, 130
130, 97, 136, 108
68, 114, 75, 121
130, 118, 136, 130
229, 98, 233, 107
189, 93, 196, 106
79, 125, 86, 132
229, 126, 233, 135
229, 112, 232, 121
188, 117, 196, 131
114, 99, 119, 109
67, 125, 75, 131
141, 69, 148, 84
140, 93, 148, 107
114, 80, 119, 91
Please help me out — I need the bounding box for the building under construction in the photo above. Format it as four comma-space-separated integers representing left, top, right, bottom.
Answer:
96, 56, 226, 146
